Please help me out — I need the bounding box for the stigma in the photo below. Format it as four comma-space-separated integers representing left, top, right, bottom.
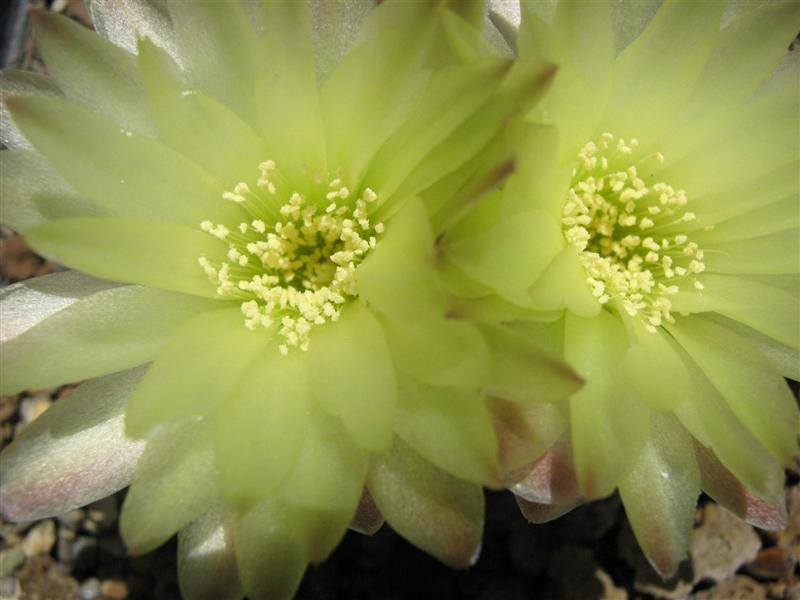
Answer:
563, 134, 706, 333
198, 161, 384, 354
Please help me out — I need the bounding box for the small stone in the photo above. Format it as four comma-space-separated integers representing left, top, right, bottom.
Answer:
18, 396, 52, 425
0, 548, 25, 577
745, 546, 793, 580
86, 497, 118, 532
57, 528, 77, 565
691, 503, 762, 583
21, 520, 56, 557
595, 568, 627, 600
0, 396, 17, 423
79, 577, 101, 600
692, 575, 767, 600
57, 509, 85, 531
0, 576, 20, 598
100, 579, 128, 599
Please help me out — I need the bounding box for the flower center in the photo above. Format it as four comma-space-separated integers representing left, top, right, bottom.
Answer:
198, 161, 384, 354
562, 133, 705, 333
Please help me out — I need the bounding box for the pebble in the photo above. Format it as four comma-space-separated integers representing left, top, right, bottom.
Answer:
22, 520, 56, 557
0, 548, 24, 577
0, 576, 20, 598
100, 579, 128, 599
18, 396, 52, 425
746, 546, 793, 580
86, 497, 118, 533
57, 509, 85, 531
79, 577, 101, 600
691, 503, 762, 583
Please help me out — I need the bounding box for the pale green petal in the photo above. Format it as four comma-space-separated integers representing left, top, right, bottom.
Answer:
365, 61, 523, 203
565, 310, 650, 499
516, 496, 580, 524
395, 376, 500, 486
177, 504, 242, 600
527, 247, 601, 317
280, 408, 367, 562
234, 500, 307, 600
6, 96, 241, 226
382, 319, 490, 389
671, 274, 799, 349
31, 10, 155, 136
321, 23, 430, 186
120, 420, 217, 555
661, 79, 798, 198
479, 322, 583, 404
695, 445, 787, 532
489, 396, 566, 476
350, 489, 384, 535
136, 38, 268, 189
667, 315, 799, 464
487, 0, 521, 51
355, 197, 445, 322
602, 1, 725, 144
256, 2, 327, 187
215, 349, 309, 512
673, 356, 785, 498
367, 440, 484, 569
657, 1, 800, 162
611, 0, 662, 56
167, 1, 264, 125
0, 367, 145, 521
693, 197, 798, 244
0, 274, 213, 394
125, 308, 269, 438
0, 70, 61, 150
554, 0, 613, 86
618, 413, 700, 579
508, 435, 581, 506
308, 301, 396, 452
621, 317, 690, 412
445, 208, 563, 306
0, 149, 102, 232
87, 0, 180, 64
703, 231, 799, 275
309, 0, 374, 83
25, 217, 227, 298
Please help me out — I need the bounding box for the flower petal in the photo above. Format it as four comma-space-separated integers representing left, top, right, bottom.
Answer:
120, 419, 217, 555
136, 37, 268, 190
349, 489, 384, 536
667, 315, 799, 465
24, 217, 226, 299
86, 0, 179, 62
367, 440, 484, 569
215, 349, 309, 512
0, 70, 61, 150
671, 274, 799, 349
445, 209, 563, 307
488, 396, 566, 476
565, 310, 650, 499
308, 301, 396, 452
0, 367, 146, 521
516, 496, 581, 524
394, 376, 500, 486
125, 307, 269, 438
5, 96, 240, 226
382, 319, 490, 389
618, 414, 700, 579
703, 231, 799, 275
0, 149, 101, 233
694, 444, 787, 532
309, 0, 374, 83
30, 10, 155, 135
177, 504, 243, 600
658, 1, 800, 162
527, 247, 601, 317
167, 1, 264, 125
256, 1, 328, 186
0, 273, 214, 394
602, 1, 725, 144
553, 0, 613, 87
508, 434, 581, 506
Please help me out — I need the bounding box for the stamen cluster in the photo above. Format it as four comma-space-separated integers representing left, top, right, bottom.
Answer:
563, 134, 706, 333
198, 161, 384, 354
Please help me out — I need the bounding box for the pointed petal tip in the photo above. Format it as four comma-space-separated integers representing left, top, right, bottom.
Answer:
349, 489, 384, 536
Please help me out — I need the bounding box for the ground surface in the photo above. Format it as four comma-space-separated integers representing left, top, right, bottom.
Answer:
1, 2, 799, 598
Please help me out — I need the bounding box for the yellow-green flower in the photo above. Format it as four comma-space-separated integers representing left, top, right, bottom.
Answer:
442, 0, 800, 577
0, 2, 574, 599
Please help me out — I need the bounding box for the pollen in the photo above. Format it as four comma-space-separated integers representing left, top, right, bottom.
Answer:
563, 134, 706, 333
197, 161, 384, 353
